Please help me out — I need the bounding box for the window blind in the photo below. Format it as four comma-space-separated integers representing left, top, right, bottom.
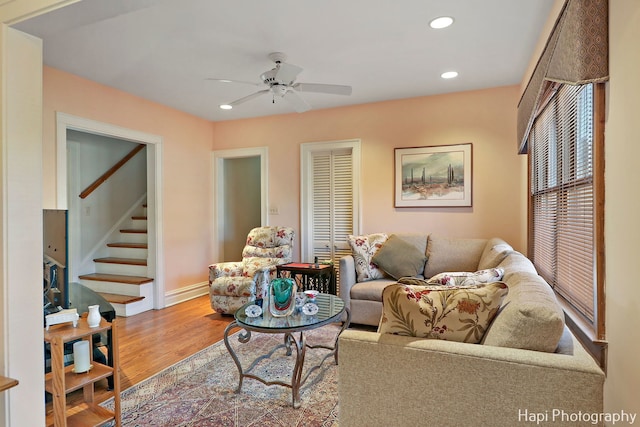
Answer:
530, 83, 595, 322
517, 0, 608, 153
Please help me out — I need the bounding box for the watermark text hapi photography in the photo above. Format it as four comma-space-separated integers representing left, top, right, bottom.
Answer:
519, 409, 637, 425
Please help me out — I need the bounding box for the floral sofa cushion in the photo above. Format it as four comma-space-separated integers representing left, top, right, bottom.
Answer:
245, 226, 295, 248
347, 233, 388, 282
378, 282, 509, 343
424, 267, 505, 287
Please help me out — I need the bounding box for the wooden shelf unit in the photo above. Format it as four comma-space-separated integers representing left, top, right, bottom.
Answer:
44, 318, 121, 427
0, 375, 18, 392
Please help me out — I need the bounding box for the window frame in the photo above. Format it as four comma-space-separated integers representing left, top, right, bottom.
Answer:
527, 82, 606, 368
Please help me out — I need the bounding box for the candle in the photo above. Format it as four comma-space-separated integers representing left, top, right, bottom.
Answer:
73, 340, 91, 373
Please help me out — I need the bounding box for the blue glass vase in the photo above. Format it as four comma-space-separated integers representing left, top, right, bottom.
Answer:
269, 278, 296, 317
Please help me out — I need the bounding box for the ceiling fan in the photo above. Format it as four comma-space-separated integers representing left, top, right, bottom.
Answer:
209, 52, 352, 113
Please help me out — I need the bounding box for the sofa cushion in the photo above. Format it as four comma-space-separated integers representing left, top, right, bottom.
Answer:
392, 233, 429, 255
371, 234, 428, 280
481, 252, 565, 352
499, 249, 539, 279
423, 236, 487, 278
424, 268, 505, 287
350, 278, 397, 301
378, 282, 509, 343
348, 233, 388, 282
477, 237, 513, 270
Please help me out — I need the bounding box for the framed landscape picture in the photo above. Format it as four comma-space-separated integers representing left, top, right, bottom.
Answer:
394, 143, 472, 207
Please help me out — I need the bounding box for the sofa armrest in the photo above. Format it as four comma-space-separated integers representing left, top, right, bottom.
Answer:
338, 255, 357, 308
208, 261, 244, 281
338, 329, 604, 427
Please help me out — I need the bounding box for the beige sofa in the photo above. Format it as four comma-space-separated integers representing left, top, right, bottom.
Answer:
337, 234, 605, 427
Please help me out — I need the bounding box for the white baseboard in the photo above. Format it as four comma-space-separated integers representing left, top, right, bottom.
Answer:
164, 281, 209, 307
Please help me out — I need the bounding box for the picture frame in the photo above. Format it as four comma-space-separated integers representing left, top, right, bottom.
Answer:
394, 143, 472, 208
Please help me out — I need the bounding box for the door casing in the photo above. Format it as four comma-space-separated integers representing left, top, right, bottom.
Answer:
212, 147, 268, 261
55, 112, 165, 309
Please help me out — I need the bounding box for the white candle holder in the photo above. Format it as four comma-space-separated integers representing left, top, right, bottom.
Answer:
72, 340, 91, 373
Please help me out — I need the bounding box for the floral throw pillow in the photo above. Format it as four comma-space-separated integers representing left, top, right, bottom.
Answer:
347, 233, 388, 282
378, 282, 509, 343
425, 267, 505, 287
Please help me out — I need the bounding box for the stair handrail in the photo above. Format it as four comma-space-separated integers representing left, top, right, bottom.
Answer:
79, 144, 145, 199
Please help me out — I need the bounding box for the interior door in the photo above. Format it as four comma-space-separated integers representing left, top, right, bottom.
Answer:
301, 140, 361, 293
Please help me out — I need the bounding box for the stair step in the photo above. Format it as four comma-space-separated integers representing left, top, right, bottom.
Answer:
132, 216, 147, 220
107, 242, 148, 249
120, 229, 147, 234
98, 292, 145, 305
94, 257, 147, 266
79, 273, 153, 285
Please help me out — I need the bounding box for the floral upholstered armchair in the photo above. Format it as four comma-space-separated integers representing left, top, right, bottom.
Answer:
209, 226, 294, 314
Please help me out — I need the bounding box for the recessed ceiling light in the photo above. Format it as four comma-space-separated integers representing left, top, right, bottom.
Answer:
219, 104, 233, 110
441, 71, 459, 79
429, 16, 454, 29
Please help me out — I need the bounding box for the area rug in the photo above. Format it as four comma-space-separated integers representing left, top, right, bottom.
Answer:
102, 323, 341, 426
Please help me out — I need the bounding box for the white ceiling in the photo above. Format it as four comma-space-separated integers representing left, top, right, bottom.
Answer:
14, 0, 555, 122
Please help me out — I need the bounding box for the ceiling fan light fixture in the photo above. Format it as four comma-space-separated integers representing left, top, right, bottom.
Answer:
429, 16, 454, 29
211, 52, 352, 113
441, 71, 458, 79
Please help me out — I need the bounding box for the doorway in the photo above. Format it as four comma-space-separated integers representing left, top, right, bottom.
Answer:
56, 112, 165, 309
212, 147, 268, 261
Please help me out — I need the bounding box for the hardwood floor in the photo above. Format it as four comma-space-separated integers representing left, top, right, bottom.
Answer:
50, 295, 234, 411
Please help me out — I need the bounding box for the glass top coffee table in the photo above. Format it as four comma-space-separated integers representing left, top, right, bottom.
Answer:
223, 292, 351, 408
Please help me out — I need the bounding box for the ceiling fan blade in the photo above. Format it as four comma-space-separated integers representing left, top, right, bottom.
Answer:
228, 89, 269, 106
283, 90, 311, 113
206, 78, 262, 86
293, 83, 352, 96
274, 62, 303, 85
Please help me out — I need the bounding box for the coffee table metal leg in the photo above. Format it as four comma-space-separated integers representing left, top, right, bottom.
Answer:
284, 333, 294, 356
223, 321, 250, 393
290, 332, 306, 408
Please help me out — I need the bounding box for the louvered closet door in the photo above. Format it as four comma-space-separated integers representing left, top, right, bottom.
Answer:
311, 149, 353, 288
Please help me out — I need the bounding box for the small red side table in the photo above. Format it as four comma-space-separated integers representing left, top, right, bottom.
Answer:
276, 262, 337, 295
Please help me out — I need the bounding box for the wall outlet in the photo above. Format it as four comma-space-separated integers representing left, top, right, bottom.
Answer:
269, 206, 279, 215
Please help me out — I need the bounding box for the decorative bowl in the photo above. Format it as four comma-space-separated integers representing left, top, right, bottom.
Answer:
304, 290, 319, 301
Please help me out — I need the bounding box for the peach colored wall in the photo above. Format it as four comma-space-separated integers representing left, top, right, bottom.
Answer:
43, 67, 526, 290
213, 85, 527, 256
43, 66, 214, 291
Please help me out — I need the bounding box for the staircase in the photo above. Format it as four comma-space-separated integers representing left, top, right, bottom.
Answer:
79, 204, 154, 317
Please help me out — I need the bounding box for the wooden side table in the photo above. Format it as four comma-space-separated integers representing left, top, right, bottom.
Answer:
276, 262, 336, 295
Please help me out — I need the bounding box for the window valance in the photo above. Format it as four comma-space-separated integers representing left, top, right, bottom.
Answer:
517, 0, 608, 154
